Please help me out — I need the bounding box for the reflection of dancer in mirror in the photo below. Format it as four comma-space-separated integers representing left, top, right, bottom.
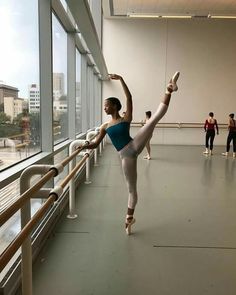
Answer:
80, 72, 180, 235
203, 112, 219, 155
143, 111, 152, 160
222, 113, 236, 158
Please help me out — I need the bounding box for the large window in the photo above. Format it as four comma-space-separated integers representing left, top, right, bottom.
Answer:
52, 14, 68, 143
0, 0, 40, 171
76, 49, 82, 134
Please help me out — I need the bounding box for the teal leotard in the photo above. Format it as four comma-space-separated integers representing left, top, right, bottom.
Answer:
106, 121, 132, 151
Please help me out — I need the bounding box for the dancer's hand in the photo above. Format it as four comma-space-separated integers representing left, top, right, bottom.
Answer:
109, 74, 122, 80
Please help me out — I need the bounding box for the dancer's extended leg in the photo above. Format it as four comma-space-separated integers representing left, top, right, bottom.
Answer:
131, 72, 179, 155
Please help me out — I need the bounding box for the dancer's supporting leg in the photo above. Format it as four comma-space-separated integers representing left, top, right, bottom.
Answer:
222, 133, 232, 156
204, 131, 210, 154
209, 131, 215, 155
144, 139, 151, 159
232, 133, 236, 158
120, 156, 137, 235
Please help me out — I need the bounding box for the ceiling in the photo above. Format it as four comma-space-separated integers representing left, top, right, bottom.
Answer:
102, 0, 236, 18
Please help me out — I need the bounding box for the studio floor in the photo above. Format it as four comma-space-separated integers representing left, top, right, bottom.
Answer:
32, 144, 236, 295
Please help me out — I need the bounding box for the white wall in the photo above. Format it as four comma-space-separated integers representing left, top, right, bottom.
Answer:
102, 18, 236, 145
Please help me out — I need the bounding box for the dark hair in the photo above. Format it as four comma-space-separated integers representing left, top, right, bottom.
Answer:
209, 112, 214, 117
106, 97, 122, 111
229, 113, 234, 119
145, 111, 151, 118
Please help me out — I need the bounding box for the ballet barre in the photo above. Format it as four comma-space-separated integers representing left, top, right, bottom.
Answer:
131, 122, 228, 129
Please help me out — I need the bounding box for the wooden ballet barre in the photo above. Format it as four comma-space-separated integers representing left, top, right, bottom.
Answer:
0, 169, 56, 227
60, 133, 96, 167
0, 137, 96, 227
0, 194, 56, 272
60, 153, 89, 189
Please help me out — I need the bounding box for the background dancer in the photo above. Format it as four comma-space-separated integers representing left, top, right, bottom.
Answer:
222, 113, 236, 158
203, 112, 219, 155
143, 111, 152, 160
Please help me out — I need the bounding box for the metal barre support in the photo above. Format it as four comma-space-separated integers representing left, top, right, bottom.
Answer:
85, 131, 99, 184
67, 139, 87, 219
0, 169, 56, 227
67, 131, 99, 219
0, 194, 56, 274
20, 164, 55, 295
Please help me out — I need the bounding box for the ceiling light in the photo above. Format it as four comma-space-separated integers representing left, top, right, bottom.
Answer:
161, 15, 192, 19
128, 14, 160, 18
127, 13, 192, 19
209, 15, 236, 19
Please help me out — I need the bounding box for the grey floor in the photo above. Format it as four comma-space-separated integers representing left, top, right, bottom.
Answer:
32, 144, 236, 295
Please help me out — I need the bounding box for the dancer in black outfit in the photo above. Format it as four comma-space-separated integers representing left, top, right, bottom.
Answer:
222, 113, 236, 158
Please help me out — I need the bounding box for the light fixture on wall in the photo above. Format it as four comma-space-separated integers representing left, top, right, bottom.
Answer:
127, 13, 160, 18
127, 13, 192, 19
127, 13, 236, 19
209, 15, 236, 19
161, 15, 192, 18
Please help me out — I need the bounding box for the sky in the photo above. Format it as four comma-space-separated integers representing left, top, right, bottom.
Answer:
0, 0, 73, 99
0, 0, 39, 98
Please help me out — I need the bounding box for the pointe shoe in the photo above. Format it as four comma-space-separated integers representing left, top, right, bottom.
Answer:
222, 152, 228, 157
172, 71, 180, 85
166, 71, 180, 93
125, 217, 136, 235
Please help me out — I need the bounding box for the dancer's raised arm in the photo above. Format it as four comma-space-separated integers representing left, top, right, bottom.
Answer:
109, 74, 132, 122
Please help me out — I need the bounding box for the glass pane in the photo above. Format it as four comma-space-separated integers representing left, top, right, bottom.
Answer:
0, 0, 40, 171
0, 178, 43, 280
76, 50, 82, 134
52, 14, 68, 144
